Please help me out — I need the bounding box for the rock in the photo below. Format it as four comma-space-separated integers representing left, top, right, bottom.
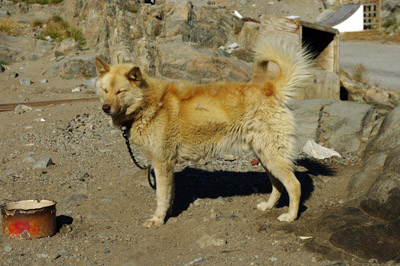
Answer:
36, 253, 49, 259
82, 77, 97, 87
302, 139, 341, 160
320, 101, 374, 153
350, 105, 400, 203
104, 248, 111, 254
4, 245, 12, 252
23, 156, 36, 163
32, 157, 54, 169
196, 234, 227, 248
60, 194, 88, 204
184, 257, 208, 265
315, 9, 335, 24
322, 0, 341, 10
0, 64, 5, 72
72, 87, 81, 92
54, 38, 81, 57
39, 79, 48, 84
19, 77, 33, 86
8, 72, 18, 78
359, 172, 400, 221
27, 54, 40, 61
290, 99, 334, 150
50, 54, 97, 79
156, 40, 250, 83
330, 220, 400, 263
340, 69, 400, 109
180, 6, 230, 49
15, 104, 33, 113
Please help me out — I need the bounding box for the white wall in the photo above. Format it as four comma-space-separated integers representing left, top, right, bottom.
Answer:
333, 5, 364, 32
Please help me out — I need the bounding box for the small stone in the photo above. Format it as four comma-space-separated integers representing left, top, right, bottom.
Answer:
0, 64, 5, 73
61, 194, 88, 204
8, 72, 18, 78
251, 159, 259, 166
37, 253, 49, 259
45, 36, 53, 41
23, 155, 36, 163
168, 217, 178, 223
196, 234, 227, 248
32, 157, 54, 169
104, 248, 111, 254
227, 42, 240, 51
216, 196, 226, 205
15, 104, 33, 113
185, 257, 208, 265
39, 79, 48, 84
72, 87, 81, 92
222, 154, 235, 161
20, 78, 33, 86
4, 245, 12, 252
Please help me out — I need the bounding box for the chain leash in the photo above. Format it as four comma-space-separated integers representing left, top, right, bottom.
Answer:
121, 126, 156, 190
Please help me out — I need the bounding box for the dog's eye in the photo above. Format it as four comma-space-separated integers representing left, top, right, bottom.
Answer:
103, 88, 108, 94
117, 89, 126, 95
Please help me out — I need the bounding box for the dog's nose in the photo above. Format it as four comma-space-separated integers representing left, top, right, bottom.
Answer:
102, 104, 111, 114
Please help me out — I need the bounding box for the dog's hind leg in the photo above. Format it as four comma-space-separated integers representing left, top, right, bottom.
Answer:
143, 162, 175, 228
255, 151, 301, 222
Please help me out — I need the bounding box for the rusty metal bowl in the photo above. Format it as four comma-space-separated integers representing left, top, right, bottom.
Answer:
1, 200, 57, 239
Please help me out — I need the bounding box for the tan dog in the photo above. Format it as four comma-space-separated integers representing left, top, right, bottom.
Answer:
95, 36, 313, 228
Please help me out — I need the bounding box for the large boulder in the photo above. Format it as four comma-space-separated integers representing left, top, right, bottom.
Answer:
292, 100, 376, 154
61, 0, 250, 82
50, 53, 97, 79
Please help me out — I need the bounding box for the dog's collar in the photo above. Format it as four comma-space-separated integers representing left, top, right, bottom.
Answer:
120, 120, 134, 131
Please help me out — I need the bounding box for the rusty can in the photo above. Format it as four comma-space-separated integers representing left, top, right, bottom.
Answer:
1, 200, 57, 239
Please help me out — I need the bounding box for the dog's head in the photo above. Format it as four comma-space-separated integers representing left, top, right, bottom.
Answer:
95, 57, 148, 126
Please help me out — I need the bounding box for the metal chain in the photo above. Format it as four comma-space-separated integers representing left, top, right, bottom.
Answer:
121, 126, 156, 190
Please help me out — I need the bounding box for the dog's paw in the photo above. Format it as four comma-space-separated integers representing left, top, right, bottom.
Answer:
277, 213, 296, 222
257, 201, 274, 212
143, 217, 164, 228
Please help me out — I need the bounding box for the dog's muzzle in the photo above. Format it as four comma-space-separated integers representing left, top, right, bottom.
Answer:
102, 104, 111, 114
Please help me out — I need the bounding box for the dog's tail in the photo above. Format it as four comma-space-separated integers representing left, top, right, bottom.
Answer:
253, 35, 313, 103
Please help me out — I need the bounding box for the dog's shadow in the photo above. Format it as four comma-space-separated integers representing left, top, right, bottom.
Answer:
170, 158, 335, 219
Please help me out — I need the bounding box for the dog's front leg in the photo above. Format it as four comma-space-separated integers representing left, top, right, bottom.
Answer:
143, 161, 175, 228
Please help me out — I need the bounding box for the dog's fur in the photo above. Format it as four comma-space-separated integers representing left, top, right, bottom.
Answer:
95, 36, 313, 228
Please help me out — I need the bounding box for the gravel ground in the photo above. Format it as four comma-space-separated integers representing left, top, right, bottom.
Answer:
0, 100, 366, 266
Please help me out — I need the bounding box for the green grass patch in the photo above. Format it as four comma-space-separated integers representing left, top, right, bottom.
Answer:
0, 17, 19, 36
351, 63, 370, 85
31, 15, 86, 45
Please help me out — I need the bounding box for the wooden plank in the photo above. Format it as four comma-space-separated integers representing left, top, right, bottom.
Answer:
300, 20, 339, 35
296, 70, 340, 100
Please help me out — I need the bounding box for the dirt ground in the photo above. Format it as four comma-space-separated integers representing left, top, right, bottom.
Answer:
0, 97, 363, 266
1, 1, 397, 266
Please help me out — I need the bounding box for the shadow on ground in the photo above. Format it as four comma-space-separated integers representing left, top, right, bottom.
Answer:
171, 158, 336, 218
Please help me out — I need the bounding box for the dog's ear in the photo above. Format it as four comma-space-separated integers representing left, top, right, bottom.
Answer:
126, 67, 143, 85
95, 56, 110, 77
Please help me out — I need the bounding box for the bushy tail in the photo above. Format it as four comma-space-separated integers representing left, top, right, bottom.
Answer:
253, 35, 313, 103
